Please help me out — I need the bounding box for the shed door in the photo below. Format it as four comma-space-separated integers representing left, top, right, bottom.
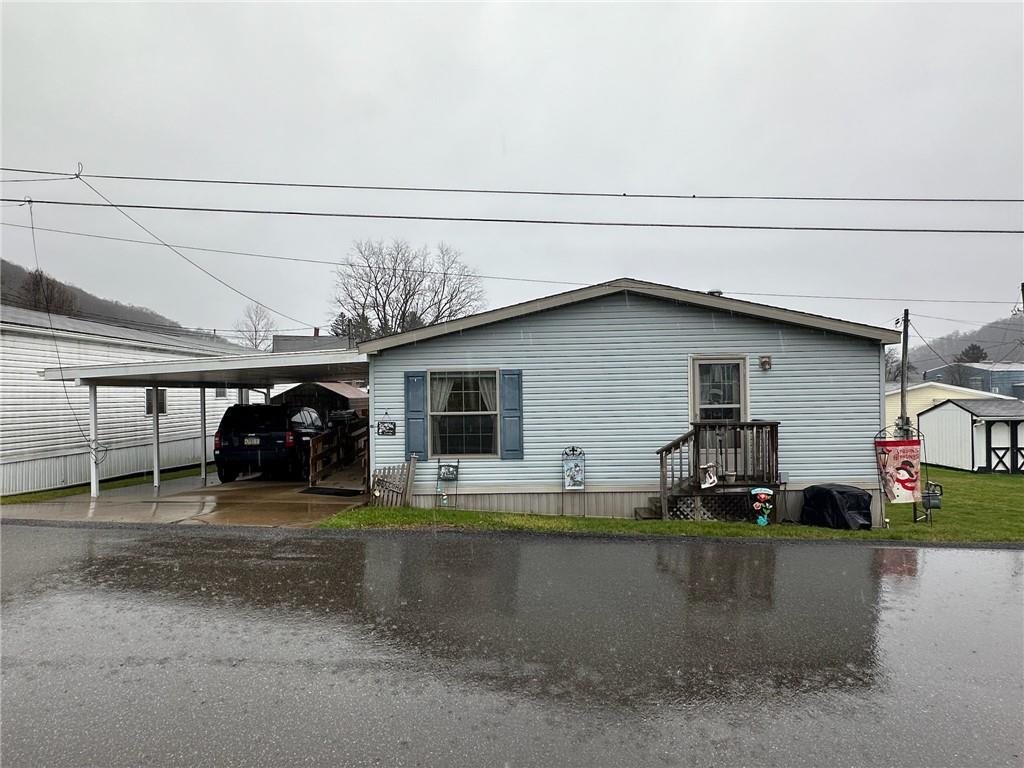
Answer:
987, 421, 1017, 473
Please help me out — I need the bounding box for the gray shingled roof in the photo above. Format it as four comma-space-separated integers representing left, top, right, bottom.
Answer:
948, 398, 1024, 419
0, 305, 248, 356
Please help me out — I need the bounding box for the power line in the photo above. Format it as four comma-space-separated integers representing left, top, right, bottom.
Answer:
3, 166, 1022, 204
913, 312, 1024, 330
3, 197, 1022, 235
0, 222, 584, 287
71, 179, 317, 327
1, 220, 1016, 305
22, 200, 109, 462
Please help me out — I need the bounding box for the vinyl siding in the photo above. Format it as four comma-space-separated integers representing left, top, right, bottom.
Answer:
917, 402, 973, 471
0, 326, 239, 494
371, 292, 884, 494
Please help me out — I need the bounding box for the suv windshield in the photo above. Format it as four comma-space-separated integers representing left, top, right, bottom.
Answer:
223, 406, 286, 433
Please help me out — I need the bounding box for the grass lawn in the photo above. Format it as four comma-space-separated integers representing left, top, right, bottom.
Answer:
318, 466, 1023, 544
0, 464, 217, 505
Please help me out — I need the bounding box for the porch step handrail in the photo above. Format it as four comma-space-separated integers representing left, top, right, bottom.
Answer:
656, 421, 780, 519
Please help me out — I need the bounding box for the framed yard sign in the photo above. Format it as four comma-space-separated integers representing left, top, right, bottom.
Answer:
562, 446, 585, 491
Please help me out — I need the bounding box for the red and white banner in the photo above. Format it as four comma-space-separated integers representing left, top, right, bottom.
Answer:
874, 439, 922, 504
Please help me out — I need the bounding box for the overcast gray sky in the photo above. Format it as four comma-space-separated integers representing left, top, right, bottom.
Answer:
2, 2, 1022, 343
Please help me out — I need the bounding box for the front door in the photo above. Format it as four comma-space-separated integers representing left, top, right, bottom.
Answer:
692, 358, 747, 480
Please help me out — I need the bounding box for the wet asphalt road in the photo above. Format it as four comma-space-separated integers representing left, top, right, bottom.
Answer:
2, 523, 1022, 767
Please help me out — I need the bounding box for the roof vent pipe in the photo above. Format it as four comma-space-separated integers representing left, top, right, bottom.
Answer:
707, 290, 724, 297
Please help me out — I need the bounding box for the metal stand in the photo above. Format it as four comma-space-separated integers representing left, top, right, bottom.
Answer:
874, 425, 936, 525
434, 460, 460, 509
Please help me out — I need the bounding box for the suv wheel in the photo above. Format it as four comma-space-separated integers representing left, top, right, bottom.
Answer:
217, 466, 239, 483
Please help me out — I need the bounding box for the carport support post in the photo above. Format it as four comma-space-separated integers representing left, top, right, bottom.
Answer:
151, 386, 161, 489
88, 383, 99, 498
199, 388, 207, 485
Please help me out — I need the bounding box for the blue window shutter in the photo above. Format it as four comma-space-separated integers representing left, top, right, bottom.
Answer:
500, 369, 524, 460
405, 371, 427, 460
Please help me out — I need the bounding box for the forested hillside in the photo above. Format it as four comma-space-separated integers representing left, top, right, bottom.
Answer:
1, 259, 184, 329
909, 313, 1023, 373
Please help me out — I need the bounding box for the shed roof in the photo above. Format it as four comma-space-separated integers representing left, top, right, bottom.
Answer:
358, 277, 901, 353
273, 381, 369, 400
1, 305, 246, 356
923, 398, 1024, 420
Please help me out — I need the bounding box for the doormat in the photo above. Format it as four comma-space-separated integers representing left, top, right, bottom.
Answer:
300, 487, 364, 497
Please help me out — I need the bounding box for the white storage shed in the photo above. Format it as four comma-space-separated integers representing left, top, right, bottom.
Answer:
917, 398, 1024, 473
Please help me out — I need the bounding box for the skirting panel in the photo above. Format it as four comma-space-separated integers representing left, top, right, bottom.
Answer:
410, 490, 655, 518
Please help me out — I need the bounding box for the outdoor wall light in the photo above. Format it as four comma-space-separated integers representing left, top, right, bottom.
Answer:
759, 356, 773, 371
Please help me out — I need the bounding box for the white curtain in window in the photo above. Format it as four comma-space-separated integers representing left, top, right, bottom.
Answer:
479, 374, 497, 412
430, 374, 455, 412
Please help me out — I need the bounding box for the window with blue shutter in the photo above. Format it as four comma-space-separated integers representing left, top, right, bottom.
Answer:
500, 369, 523, 460
404, 371, 427, 460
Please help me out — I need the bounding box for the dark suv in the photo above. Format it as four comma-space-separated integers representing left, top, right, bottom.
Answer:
214, 404, 326, 483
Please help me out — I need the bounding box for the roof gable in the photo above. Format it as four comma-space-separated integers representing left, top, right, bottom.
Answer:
359, 278, 900, 353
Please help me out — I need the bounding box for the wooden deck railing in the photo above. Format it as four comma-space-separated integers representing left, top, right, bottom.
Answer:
656, 422, 780, 519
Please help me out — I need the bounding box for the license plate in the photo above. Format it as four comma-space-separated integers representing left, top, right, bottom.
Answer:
244, 437, 260, 446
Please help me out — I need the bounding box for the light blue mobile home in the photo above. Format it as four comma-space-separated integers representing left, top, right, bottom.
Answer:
362, 279, 900, 522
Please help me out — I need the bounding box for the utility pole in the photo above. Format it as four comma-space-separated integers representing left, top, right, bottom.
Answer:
899, 307, 910, 437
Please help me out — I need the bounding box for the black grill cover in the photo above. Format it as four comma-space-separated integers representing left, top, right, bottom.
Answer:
801, 484, 873, 530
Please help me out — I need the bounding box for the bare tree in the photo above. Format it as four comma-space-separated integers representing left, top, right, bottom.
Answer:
234, 303, 276, 350
884, 348, 917, 382
332, 239, 485, 341
17, 269, 79, 315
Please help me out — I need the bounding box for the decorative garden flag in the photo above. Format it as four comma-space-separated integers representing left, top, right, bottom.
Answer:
874, 439, 922, 504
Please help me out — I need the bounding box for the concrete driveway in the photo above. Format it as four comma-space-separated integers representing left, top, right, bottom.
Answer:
1, 474, 365, 528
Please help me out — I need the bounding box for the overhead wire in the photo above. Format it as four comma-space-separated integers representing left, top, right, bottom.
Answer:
71, 175, 318, 328
3, 196, 1022, 235
23, 198, 110, 463
0, 221, 1017, 306
3, 166, 1022, 204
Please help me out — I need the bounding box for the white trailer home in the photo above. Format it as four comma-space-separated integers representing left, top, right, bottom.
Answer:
362, 278, 901, 523
917, 398, 1024, 473
0, 306, 250, 495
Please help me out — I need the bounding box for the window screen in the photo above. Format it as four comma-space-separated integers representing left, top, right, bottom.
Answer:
696, 361, 743, 422
429, 371, 499, 456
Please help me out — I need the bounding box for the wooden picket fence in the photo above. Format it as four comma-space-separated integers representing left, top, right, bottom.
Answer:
370, 456, 417, 507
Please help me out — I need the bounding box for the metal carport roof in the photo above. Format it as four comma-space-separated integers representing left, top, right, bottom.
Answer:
42, 348, 368, 389
40, 348, 368, 499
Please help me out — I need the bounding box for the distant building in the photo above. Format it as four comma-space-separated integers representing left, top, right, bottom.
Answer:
0, 306, 252, 495
272, 334, 350, 353
884, 381, 1017, 429
923, 361, 1024, 396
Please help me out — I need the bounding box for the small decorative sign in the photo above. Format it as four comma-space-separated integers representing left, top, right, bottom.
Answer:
751, 486, 774, 525
699, 463, 718, 489
562, 446, 585, 491
376, 420, 396, 436
437, 463, 459, 482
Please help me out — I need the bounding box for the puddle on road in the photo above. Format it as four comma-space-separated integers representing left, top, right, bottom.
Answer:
2, 527, 1021, 767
